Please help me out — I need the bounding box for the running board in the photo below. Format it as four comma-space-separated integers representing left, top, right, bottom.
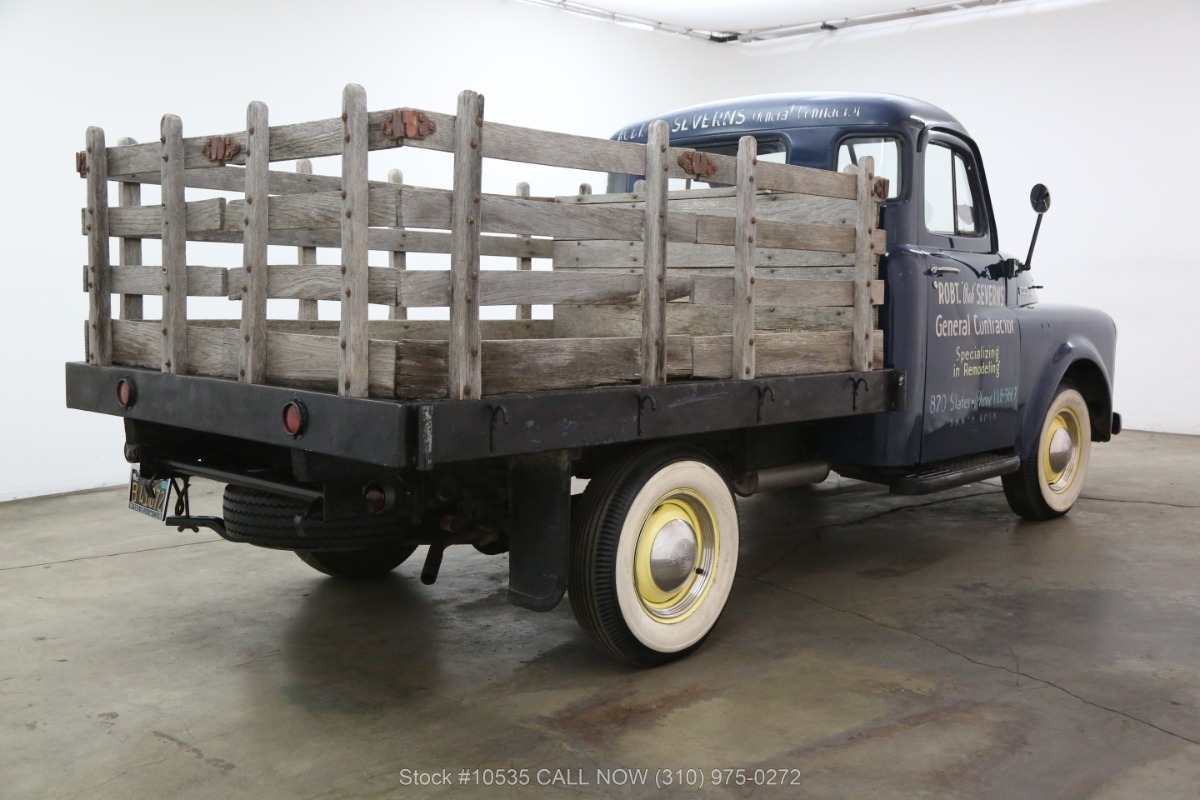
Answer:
890, 453, 1020, 496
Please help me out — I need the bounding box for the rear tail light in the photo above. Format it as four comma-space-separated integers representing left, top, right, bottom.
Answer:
282, 400, 307, 437
116, 378, 136, 408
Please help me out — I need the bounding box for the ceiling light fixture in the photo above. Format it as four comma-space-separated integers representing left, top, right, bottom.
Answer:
516, 0, 1024, 43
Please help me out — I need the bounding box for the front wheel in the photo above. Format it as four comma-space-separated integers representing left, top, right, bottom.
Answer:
1003, 384, 1092, 520
569, 445, 739, 667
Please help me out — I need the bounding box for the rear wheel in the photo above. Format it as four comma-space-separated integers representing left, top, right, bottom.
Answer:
569, 445, 738, 667
1003, 385, 1091, 520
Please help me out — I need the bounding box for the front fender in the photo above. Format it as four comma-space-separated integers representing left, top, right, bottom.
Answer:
1016, 304, 1117, 460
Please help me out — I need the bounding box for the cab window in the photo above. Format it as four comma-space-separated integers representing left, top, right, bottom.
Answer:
836, 137, 901, 199
925, 142, 980, 236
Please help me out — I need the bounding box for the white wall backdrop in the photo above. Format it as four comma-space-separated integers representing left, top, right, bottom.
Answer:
0, 0, 1192, 501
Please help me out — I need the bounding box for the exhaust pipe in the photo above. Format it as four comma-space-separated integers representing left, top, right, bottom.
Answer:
734, 462, 830, 497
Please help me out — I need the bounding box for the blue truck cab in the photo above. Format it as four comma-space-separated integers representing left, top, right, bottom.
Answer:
611, 92, 1119, 520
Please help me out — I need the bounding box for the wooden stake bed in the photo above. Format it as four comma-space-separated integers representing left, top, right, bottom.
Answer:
79, 85, 887, 401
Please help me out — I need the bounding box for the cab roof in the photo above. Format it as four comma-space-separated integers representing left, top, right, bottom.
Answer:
611, 92, 967, 143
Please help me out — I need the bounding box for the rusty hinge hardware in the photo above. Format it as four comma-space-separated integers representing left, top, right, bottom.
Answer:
873, 177, 890, 201
677, 150, 718, 180
382, 109, 437, 141
75, 150, 88, 177
202, 136, 241, 164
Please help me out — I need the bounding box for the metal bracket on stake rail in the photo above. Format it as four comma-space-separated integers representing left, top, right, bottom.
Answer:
381, 109, 437, 141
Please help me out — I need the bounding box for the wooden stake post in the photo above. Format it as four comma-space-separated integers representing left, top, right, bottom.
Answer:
295, 159, 319, 321
160, 115, 188, 373
640, 120, 669, 386
339, 84, 369, 397
117, 137, 143, 322
515, 181, 532, 321
732, 135, 757, 379
239, 101, 269, 383
84, 127, 112, 365
851, 156, 877, 372
388, 168, 407, 321
448, 90, 484, 400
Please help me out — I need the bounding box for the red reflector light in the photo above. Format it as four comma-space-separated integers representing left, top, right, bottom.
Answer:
282, 401, 307, 437
363, 482, 395, 514
364, 483, 388, 513
116, 378, 135, 408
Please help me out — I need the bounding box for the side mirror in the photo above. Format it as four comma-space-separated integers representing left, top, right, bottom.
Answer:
1022, 183, 1052, 271
1030, 183, 1051, 214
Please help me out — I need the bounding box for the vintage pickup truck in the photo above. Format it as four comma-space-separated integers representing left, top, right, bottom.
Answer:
67, 87, 1117, 665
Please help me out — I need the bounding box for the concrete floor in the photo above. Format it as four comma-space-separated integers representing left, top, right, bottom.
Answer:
2, 430, 1199, 799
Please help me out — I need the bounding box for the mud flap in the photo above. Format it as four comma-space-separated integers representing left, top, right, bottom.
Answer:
507, 451, 571, 611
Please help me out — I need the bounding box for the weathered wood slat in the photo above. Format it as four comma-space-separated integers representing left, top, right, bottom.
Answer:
482, 119, 644, 175
562, 189, 858, 226
104, 100, 854, 203
112, 321, 396, 397
112, 164, 385, 194
851, 157, 879, 372
552, 239, 855, 270
185, 318, 554, 340
228, 265, 397, 304
117, 136, 143, 322
107, 265, 228, 297
240, 100, 270, 384
111, 320, 160, 369
448, 90, 484, 400
160, 115, 188, 374
515, 181, 532, 320
754, 160, 857, 200
267, 333, 397, 397
192, 227, 552, 259
224, 186, 669, 242
665, 265, 855, 280
640, 120, 670, 386
697, 215, 856, 254
105, 108, 453, 175
553, 304, 858, 338
103, 199, 226, 238
85, 127, 112, 365
693, 331, 884, 379
732, 136, 757, 380
396, 270, 691, 307
692, 277, 883, 307
296, 159, 319, 321
340, 84, 370, 397
564, 186, 739, 205
388, 168, 406, 321
396, 335, 693, 398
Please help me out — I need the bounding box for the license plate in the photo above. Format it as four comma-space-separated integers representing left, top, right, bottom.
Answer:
128, 469, 172, 521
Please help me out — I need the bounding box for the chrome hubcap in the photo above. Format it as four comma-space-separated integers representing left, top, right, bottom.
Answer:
649, 518, 699, 593
1043, 408, 1082, 494
1047, 427, 1075, 475
634, 490, 720, 623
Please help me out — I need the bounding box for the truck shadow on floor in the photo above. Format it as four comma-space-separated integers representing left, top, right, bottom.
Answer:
276, 574, 444, 714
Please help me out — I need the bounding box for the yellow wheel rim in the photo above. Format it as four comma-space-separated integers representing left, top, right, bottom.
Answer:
633, 489, 720, 623
1043, 407, 1082, 494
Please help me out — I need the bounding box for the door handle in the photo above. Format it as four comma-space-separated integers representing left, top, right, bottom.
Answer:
929, 266, 961, 276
